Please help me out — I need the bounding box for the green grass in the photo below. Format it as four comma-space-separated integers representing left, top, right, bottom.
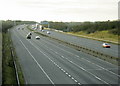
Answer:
13, 48, 25, 84
2, 33, 17, 84
2, 32, 25, 84
67, 30, 119, 44
0, 33, 2, 57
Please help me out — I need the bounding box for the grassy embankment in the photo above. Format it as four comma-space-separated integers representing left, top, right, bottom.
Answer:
0, 33, 2, 84
0, 33, 2, 59
67, 30, 119, 44
45, 27, 119, 44
2, 32, 25, 84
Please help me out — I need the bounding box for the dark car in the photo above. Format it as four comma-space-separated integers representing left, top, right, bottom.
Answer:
26, 35, 31, 39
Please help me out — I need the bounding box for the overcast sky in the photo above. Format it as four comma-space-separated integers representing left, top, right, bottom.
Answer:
0, 0, 119, 22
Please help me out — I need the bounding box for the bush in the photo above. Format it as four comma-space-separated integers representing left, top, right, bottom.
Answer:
109, 29, 120, 35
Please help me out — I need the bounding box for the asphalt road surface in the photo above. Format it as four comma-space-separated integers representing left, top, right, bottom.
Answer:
10, 25, 119, 84
36, 29, 119, 58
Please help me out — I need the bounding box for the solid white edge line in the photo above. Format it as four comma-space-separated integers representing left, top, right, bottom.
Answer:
20, 40, 55, 85
41, 38, 119, 77
14, 31, 55, 85
32, 35, 109, 84
27, 37, 82, 85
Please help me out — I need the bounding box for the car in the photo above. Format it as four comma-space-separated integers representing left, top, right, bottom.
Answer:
47, 31, 50, 34
35, 36, 40, 39
26, 35, 31, 39
102, 43, 111, 48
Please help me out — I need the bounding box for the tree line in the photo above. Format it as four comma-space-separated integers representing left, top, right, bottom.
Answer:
1, 20, 36, 33
42, 20, 119, 35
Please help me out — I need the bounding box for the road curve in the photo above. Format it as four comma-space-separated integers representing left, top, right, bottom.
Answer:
10, 25, 119, 84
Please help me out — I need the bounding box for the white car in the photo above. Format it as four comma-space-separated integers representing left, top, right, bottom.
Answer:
47, 31, 50, 34
35, 36, 40, 39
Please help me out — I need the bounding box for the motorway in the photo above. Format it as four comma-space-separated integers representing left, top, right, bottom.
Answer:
10, 25, 119, 84
36, 29, 119, 58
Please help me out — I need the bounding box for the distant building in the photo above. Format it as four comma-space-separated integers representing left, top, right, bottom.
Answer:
118, 1, 120, 20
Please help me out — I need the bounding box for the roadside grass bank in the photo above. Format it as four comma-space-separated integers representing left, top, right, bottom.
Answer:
27, 26, 119, 66
0, 33, 2, 59
2, 31, 25, 84
44, 28, 119, 44
66, 30, 119, 44
0, 32, 2, 84
0, 33, 2, 57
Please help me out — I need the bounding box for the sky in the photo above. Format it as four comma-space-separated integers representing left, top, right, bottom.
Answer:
0, 0, 119, 22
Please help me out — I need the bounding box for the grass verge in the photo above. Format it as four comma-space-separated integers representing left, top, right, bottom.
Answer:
2, 31, 25, 84
27, 27, 119, 65
67, 30, 119, 44
2, 32, 17, 84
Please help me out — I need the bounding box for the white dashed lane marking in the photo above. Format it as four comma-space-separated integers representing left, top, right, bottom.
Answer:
28, 39, 82, 85
51, 58, 81, 85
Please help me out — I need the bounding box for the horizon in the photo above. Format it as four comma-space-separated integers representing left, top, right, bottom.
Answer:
0, 19, 118, 23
